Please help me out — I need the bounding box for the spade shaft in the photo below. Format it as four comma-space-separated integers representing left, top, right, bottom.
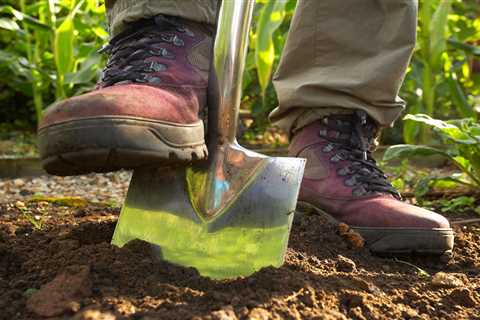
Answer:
208, 0, 255, 145
111, 0, 306, 279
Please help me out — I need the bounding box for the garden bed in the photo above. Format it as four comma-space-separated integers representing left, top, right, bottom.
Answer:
0, 173, 479, 319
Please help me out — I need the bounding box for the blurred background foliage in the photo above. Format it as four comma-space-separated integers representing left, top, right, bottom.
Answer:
0, 0, 479, 146
0, 0, 107, 130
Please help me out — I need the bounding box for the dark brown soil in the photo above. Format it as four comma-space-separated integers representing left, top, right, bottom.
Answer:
1, 200, 479, 320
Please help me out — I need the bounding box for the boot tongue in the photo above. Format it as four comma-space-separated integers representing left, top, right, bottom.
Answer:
351, 111, 379, 160
323, 111, 378, 154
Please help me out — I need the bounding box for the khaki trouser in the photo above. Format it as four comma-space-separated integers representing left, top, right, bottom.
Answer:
106, 0, 417, 133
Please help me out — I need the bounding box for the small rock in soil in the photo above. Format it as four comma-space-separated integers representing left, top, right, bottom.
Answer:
15, 200, 26, 209
298, 285, 318, 307
27, 265, 92, 317
448, 288, 478, 307
13, 178, 25, 187
248, 307, 270, 320
431, 272, 464, 288
342, 292, 365, 309
400, 307, 419, 319
211, 305, 237, 320
73, 308, 117, 320
349, 306, 367, 320
335, 255, 357, 272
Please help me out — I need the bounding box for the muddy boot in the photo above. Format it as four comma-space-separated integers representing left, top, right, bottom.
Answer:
38, 15, 212, 175
290, 111, 454, 255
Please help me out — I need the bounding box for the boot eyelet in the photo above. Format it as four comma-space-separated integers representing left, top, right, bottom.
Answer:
144, 61, 167, 73
143, 75, 162, 84
337, 167, 350, 176
352, 187, 367, 197
330, 154, 342, 162
322, 144, 334, 153
150, 48, 175, 59
344, 176, 357, 187
172, 35, 185, 46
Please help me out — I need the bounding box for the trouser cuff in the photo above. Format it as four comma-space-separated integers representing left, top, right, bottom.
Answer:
107, 0, 217, 36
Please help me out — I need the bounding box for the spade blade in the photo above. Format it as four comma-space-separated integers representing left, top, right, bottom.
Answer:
111, 149, 305, 279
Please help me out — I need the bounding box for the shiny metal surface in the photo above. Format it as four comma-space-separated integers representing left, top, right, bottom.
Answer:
111, 0, 306, 279
207, 0, 254, 144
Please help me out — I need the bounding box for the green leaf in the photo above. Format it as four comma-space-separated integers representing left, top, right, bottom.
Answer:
429, 0, 451, 71
415, 176, 469, 200
0, 5, 51, 31
447, 38, 480, 57
391, 178, 406, 192
54, 1, 84, 87
54, 16, 74, 77
383, 144, 449, 162
403, 119, 420, 144
438, 196, 476, 213
446, 72, 475, 119
255, 0, 287, 95
64, 52, 101, 85
402, 103, 422, 144
0, 17, 20, 31
404, 114, 476, 144
415, 177, 433, 200
92, 26, 108, 40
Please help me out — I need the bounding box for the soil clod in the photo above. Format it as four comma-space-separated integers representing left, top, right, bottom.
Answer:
26, 265, 92, 317
431, 272, 465, 288
335, 255, 357, 272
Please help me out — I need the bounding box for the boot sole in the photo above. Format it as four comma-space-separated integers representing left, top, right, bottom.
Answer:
38, 116, 207, 176
297, 201, 454, 255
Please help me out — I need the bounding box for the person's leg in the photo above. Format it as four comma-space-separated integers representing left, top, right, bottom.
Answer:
279, 0, 454, 255
271, 0, 416, 133
38, 1, 217, 175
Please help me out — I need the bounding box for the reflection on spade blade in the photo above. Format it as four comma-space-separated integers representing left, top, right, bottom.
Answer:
111, 156, 303, 279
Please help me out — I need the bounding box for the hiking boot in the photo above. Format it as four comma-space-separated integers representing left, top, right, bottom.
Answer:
38, 15, 212, 175
290, 111, 454, 255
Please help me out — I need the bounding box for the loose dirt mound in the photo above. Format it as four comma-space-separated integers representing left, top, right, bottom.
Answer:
0, 201, 479, 319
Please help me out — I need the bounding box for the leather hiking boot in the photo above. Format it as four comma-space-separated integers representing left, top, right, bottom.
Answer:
38, 15, 212, 175
290, 111, 454, 255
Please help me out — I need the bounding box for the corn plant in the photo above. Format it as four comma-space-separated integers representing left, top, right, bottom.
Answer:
241, 0, 295, 133
401, 0, 480, 144
0, 0, 107, 126
384, 114, 480, 198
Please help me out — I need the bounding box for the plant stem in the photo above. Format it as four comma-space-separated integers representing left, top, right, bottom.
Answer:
420, 63, 435, 143
20, 0, 44, 124
451, 158, 480, 188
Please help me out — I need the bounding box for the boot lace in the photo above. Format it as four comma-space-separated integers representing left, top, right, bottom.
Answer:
319, 111, 401, 199
98, 15, 194, 87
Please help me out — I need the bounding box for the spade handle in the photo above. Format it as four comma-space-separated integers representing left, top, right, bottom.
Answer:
207, 0, 256, 145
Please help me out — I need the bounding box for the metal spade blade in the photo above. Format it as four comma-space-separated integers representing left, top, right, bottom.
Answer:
111, 0, 306, 279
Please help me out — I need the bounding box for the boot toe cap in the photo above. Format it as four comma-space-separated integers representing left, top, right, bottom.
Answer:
39, 84, 201, 130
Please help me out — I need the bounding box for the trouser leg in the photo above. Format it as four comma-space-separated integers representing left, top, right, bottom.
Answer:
106, 0, 218, 36
270, 0, 418, 134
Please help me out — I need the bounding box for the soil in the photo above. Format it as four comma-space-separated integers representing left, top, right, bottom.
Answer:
1, 194, 480, 320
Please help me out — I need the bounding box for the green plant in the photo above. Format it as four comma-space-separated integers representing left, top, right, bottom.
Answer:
400, 0, 480, 144
384, 114, 480, 198
15, 200, 43, 230
241, 0, 296, 134
435, 196, 478, 214
0, 0, 106, 127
